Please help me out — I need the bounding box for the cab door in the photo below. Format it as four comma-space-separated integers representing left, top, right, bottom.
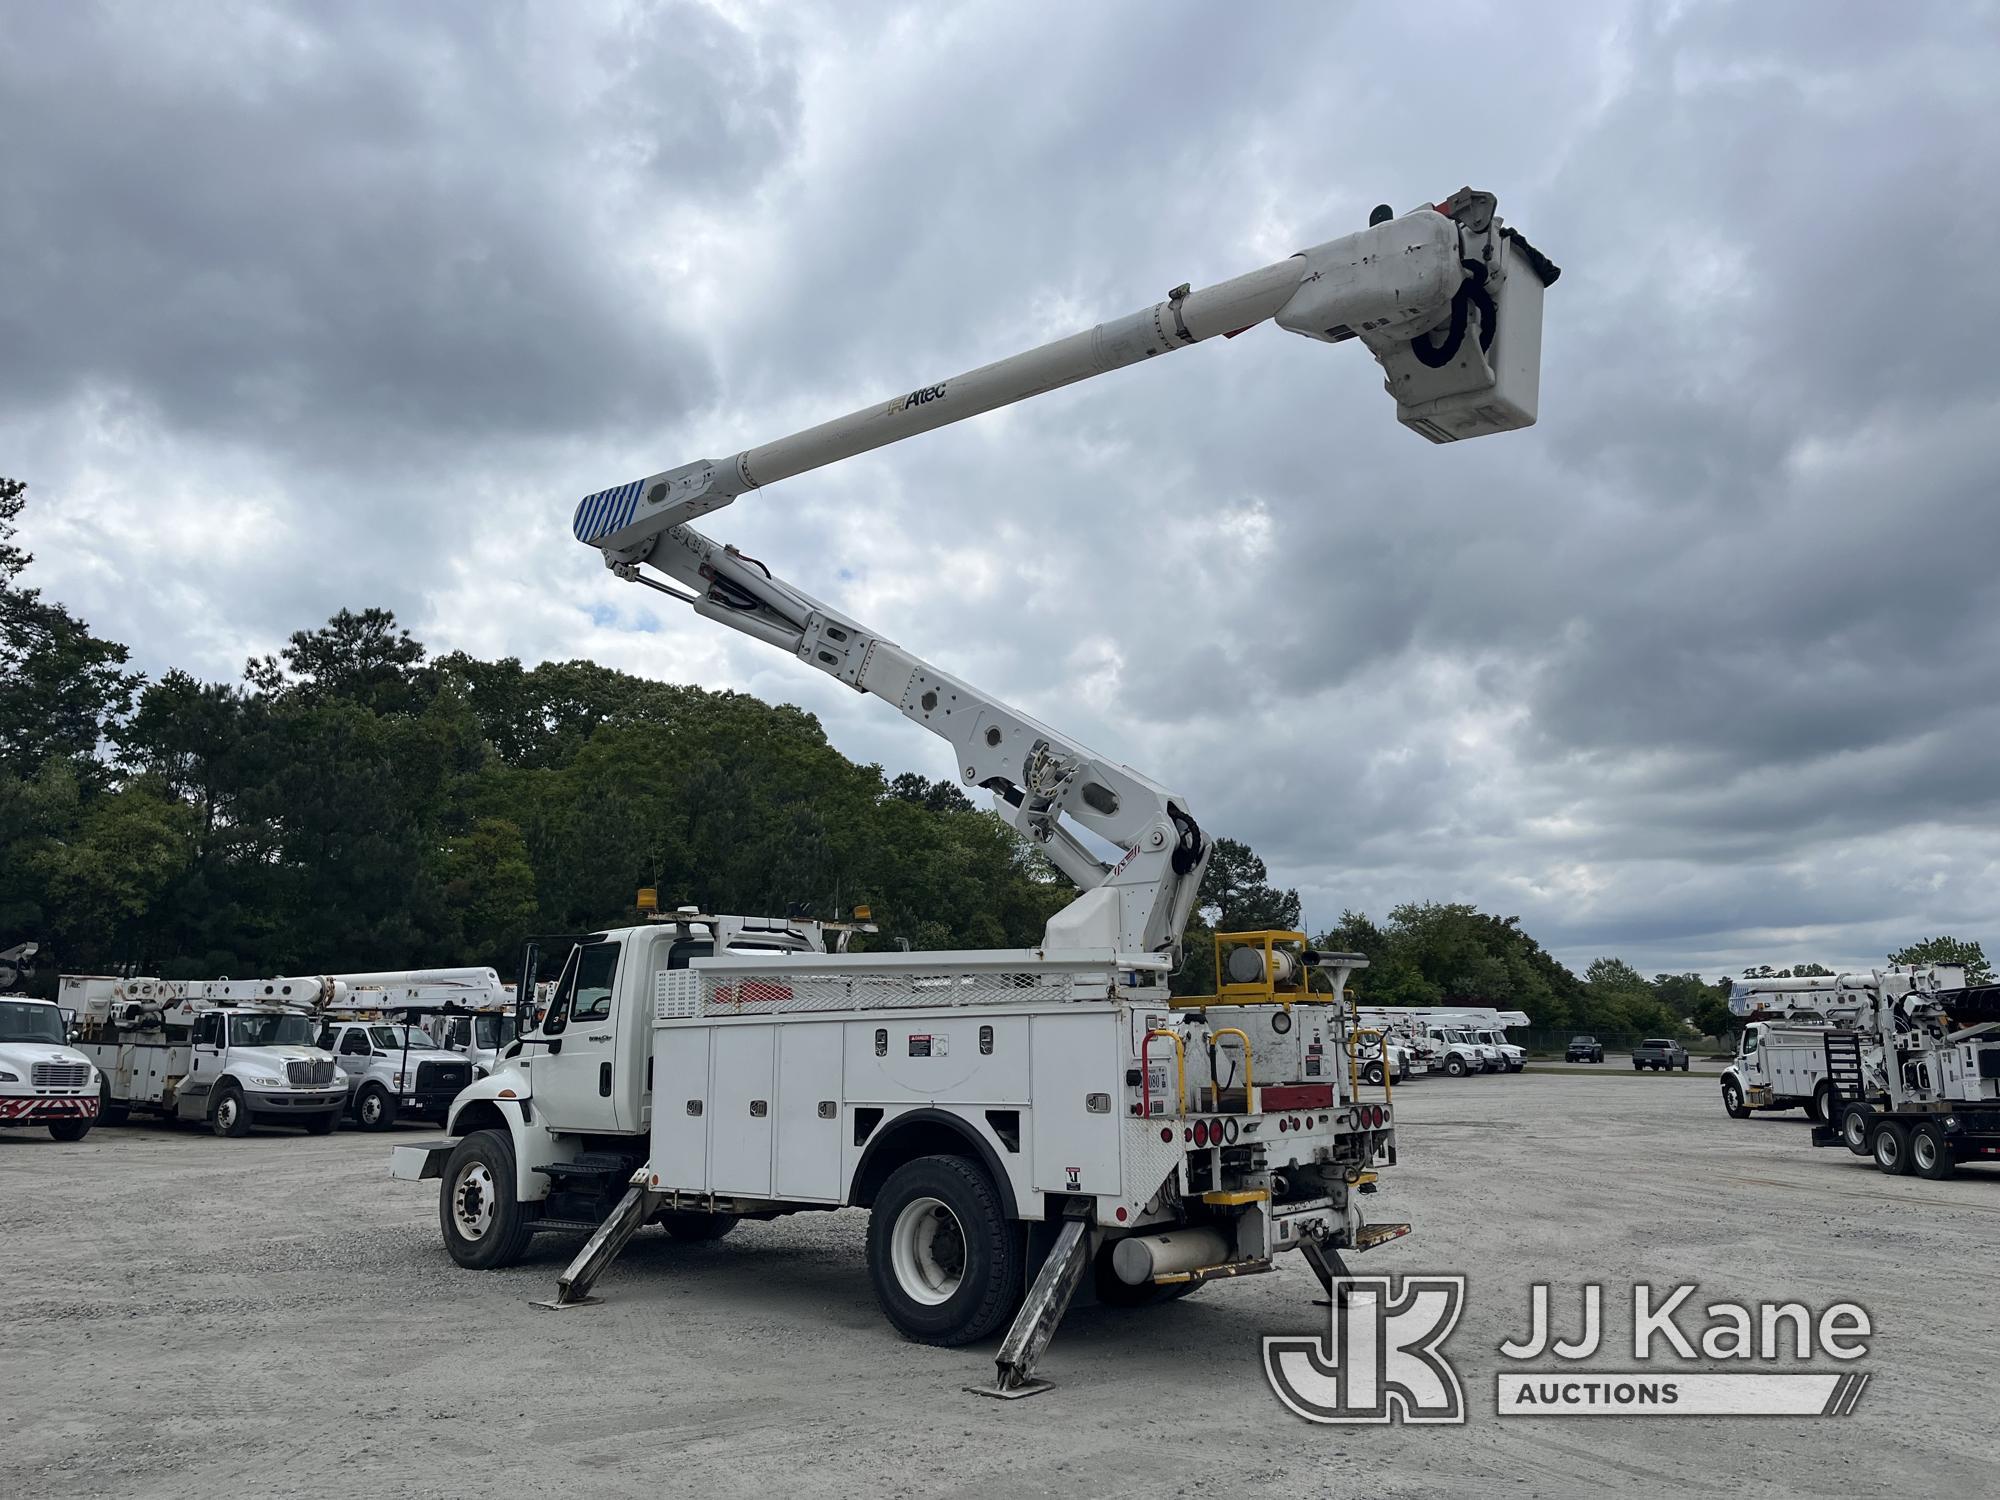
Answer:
530, 940, 626, 1133
180, 1011, 226, 1118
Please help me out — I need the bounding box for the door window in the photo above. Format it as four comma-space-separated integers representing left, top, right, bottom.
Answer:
339, 1029, 371, 1056
572, 943, 621, 1022
194, 1014, 221, 1047
543, 942, 622, 1033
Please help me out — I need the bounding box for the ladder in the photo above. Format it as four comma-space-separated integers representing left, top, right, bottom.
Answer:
1823, 1032, 1865, 1104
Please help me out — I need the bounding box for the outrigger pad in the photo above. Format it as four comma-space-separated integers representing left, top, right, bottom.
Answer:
965, 1376, 1056, 1401
528, 1295, 602, 1311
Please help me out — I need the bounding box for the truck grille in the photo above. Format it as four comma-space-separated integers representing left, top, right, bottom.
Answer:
417, 1061, 469, 1092
31, 1062, 90, 1089
287, 1059, 336, 1088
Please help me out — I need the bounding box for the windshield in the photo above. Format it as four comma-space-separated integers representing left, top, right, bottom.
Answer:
0, 1000, 66, 1045
474, 1014, 517, 1048
229, 1013, 315, 1047
370, 1025, 437, 1051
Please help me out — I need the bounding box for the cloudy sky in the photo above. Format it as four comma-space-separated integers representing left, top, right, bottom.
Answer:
6, 0, 1997, 978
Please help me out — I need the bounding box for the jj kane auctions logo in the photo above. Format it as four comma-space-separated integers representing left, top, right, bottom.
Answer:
1265, 1277, 1873, 1423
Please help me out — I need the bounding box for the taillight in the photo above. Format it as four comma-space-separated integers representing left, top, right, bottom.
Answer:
1221, 1117, 1240, 1145
1374, 1105, 1387, 1127
1193, 1120, 1210, 1147
1278, 1117, 1290, 1133
1209, 1118, 1224, 1146
1159, 1126, 1173, 1143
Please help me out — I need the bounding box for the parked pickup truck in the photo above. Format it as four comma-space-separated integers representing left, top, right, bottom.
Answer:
1632, 1037, 1689, 1071
1566, 1034, 1604, 1063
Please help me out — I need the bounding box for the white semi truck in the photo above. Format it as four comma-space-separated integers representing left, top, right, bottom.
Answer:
0, 993, 102, 1141
1718, 965, 1963, 1123
395, 188, 1555, 1394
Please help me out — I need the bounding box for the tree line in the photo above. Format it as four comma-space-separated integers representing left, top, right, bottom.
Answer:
2, 478, 1987, 1034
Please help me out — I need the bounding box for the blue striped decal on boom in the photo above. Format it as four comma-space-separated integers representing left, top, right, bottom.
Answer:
572, 478, 644, 544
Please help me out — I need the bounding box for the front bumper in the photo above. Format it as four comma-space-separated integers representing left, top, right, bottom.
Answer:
246, 1088, 347, 1116
0, 1093, 99, 1124
398, 1091, 460, 1120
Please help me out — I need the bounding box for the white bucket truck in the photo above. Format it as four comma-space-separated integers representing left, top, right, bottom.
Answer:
395, 185, 1554, 1393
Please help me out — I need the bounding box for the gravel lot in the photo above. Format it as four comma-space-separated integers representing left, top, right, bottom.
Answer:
5, 1071, 1996, 1499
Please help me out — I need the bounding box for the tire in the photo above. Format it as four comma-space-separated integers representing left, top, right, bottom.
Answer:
657, 1210, 738, 1241
866, 1155, 1021, 1346
1444, 1056, 1467, 1078
1679, 1059, 1689, 1072
1721, 1080, 1751, 1120
354, 1084, 397, 1132
1910, 1122, 1957, 1181
48, 1117, 92, 1142
1839, 1102, 1873, 1156
1633, 1062, 1644, 1072
1363, 1061, 1385, 1086
1809, 1083, 1837, 1124
1093, 1246, 1201, 1307
301, 1111, 339, 1136
439, 1129, 537, 1269
210, 1083, 252, 1138
1870, 1119, 1912, 1176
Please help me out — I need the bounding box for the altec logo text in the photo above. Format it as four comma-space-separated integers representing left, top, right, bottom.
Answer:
1264, 1278, 1873, 1424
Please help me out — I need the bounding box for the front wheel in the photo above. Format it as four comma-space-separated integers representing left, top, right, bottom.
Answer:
1363, 1061, 1385, 1086
1444, 1056, 1467, 1078
1911, 1122, 1957, 1180
49, 1118, 93, 1142
440, 1129, 536, 1269
210, 1084, 252, 1138
1722, 1080, 1751, 1120
355, 1084, 397, 1132
866, 1155, 1021, 1346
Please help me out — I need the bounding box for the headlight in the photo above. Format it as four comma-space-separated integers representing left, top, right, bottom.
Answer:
392, 1072, 405, 1088
248, 1074, 284, 1089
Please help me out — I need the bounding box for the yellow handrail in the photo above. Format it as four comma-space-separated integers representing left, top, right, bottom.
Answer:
1207, 1026, 1255, 1113
1346, 1024, 1394, 1105
1142, 1028, 1187, 1117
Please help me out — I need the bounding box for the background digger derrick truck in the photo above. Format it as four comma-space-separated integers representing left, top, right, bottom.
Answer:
394, 188, 1555, 1395
1720, 964, 1965, 1124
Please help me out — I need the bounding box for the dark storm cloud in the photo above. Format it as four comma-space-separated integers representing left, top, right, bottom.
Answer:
4, 0, 1995, 978
0, 0, 800, 460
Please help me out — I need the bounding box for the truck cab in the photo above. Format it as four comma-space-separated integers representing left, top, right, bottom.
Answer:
1425, 1024, 1491, 1077
1476, 1027, 1526, 1072
429, 1010, 518, 1078
0, 994, 101, 1141
318, 1020, 473, 1130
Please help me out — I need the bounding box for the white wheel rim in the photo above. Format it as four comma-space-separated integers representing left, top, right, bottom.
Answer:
890, 1196, 965, 1306
362, 1094, 381, 1124
1844, 1113, 1867, 1148
217, 1097, 237, 1129
1914, 1133, 1936, 1170
453, 1162, 496, 1240
1877, 1133, 1899, 1167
